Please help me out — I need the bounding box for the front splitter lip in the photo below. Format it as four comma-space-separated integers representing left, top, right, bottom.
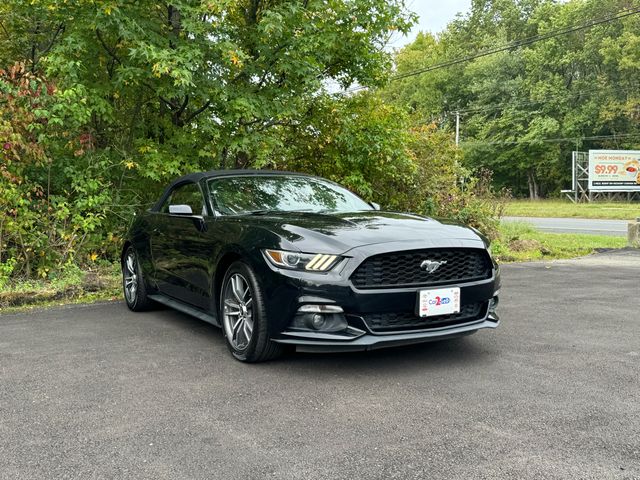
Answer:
273, 318, 499, 353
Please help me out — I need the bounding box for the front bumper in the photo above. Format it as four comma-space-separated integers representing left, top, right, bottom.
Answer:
255, 239, 501, 352
262, 273, 500, 353
274, 314, 499, 353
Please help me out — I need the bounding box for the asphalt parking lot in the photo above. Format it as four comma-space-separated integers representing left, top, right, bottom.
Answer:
1, 249, 639, 480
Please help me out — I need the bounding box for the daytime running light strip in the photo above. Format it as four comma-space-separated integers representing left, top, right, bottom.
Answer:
306, 254, 337, 271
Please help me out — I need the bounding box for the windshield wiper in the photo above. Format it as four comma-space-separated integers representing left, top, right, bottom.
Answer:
245, 209, 278, 216
245, 208, 331, 215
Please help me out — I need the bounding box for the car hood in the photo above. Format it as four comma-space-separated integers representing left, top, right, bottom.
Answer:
251, 211, 487, 254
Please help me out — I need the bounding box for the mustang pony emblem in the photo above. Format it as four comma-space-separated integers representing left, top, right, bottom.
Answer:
420, 260, 447, 273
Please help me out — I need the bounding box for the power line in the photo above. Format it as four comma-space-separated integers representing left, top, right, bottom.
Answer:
393, 6, 640, 81
343, 6, 640, 94
395, 6, 640, 80
410, 83, 640, 127
445, 84, 640, 145
460, 133, 640, 147
450, 83, 640, 116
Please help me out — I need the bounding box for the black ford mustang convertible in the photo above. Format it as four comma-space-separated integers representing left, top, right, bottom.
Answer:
122, 170, 500, 362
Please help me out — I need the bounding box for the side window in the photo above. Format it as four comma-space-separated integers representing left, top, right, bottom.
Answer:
161, 183, 206, 216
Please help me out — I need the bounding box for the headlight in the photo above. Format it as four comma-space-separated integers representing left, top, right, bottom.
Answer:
263, 249, 342, 272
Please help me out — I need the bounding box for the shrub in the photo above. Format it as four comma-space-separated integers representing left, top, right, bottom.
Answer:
0, 64, 135, 279
1, 77, 505, 285
428, 169, 510, 241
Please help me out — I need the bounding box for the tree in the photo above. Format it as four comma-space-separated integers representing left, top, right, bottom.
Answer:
0, 0, 419, 278
276, 93, 416, 204
2, 0, 416, 177
383, 0, 640, 198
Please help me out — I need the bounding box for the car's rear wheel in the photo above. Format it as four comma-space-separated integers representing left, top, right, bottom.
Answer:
122, 246, 154, 312
220, 261, 283, 362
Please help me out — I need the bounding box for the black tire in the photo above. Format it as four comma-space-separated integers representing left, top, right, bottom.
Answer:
220, 261, 283, 362
122, 246, 155, 312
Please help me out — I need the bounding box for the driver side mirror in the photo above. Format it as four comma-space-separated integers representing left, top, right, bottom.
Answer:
169, 204, 193, 215
369, 202, 381, 211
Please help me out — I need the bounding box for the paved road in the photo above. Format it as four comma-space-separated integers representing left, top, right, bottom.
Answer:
502, 216, 630, 236
1, 250, 639, 480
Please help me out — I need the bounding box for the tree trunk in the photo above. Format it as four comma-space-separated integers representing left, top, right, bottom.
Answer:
235, 151, 250, 169
527, 169, 539, 200
168, 5, 182, 40
220, 147, 228, 170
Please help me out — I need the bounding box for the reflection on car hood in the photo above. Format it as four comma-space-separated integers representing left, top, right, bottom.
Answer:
250, 211, 485, 254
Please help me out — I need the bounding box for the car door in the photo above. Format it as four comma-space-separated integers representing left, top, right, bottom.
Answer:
150, 181, 214, 310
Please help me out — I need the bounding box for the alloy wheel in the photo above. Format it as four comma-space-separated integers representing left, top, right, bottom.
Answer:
123, 251, 138, 304
222, 273, 254, 350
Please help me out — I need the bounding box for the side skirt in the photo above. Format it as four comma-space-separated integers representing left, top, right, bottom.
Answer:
148, 294, 220, 327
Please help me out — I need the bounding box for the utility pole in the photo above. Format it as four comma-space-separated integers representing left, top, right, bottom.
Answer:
455, 111, 460, 146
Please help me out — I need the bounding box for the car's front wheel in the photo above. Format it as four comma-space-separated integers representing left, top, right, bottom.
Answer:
220, 261, 283, 362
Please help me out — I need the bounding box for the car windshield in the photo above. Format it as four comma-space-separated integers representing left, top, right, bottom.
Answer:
208, 175, 373, 215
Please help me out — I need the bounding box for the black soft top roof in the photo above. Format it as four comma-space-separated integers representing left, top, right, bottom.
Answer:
169, 168, 310, 186
151, 169, 315, 212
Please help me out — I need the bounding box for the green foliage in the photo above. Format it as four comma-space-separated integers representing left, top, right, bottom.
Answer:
0, 0, 507, 285
276, 95, 507, 238
3, 0, 415, 176
427, 168, 510, 241
276, 94, 416, 202
0, 261, 121, 310
0, 257, 17, 289
0, 63, 122, 278
384, 0, 640, 198
1, 1, 425, 281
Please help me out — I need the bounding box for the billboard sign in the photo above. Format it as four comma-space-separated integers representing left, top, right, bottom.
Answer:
589, 150, 640, 191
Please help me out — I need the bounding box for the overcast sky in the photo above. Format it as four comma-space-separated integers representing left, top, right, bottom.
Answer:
389, 0, 472, 48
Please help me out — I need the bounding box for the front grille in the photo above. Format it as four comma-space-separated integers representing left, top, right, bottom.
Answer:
362, 302, 486, 333
350, 248, 492, 289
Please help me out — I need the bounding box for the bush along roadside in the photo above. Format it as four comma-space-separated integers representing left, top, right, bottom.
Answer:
0, 68, 507, 289
491, 222, 627, 262
0, 263, 120, 311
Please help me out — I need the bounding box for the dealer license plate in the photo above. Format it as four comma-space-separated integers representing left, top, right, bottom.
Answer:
418, 287, 461, 317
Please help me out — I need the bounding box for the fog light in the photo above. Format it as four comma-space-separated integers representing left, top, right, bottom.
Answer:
310, 314, 326, 330
290, 305, 348, 332
489, 296, 499, 312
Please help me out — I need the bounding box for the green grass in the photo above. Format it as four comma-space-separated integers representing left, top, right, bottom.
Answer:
504, 199, 640, 220
0, 291, 119, 315
0, 263, 120, 313
492, 222, 628, 262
